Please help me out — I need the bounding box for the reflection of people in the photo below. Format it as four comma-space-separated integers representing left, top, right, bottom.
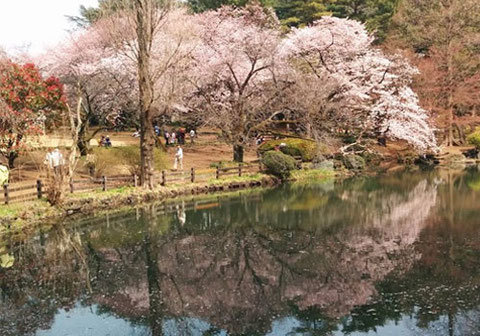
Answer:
0, 165, 9, 186
177, 201, 186, 226
173, 145, 183, 171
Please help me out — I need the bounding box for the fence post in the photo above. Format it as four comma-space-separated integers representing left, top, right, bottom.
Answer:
134, 174, 138, 187
102, 176, 107, 191
69, 178, 74, 193
3, 184, 9, 205
161, 170, 166, 186
191, 167, 195, 183
36, 179, 43, 199
216, 166, 220, 179
238, 164, 242, 177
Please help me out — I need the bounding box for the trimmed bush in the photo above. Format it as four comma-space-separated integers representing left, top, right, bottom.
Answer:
258, 138, 324, 162
467, 128, 480, 149
262, 150, 297, 180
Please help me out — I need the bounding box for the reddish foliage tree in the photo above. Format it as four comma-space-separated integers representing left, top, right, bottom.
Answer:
0, 61, 66, 168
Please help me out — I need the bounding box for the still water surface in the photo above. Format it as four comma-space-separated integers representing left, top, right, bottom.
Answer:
1, 169, 480, 335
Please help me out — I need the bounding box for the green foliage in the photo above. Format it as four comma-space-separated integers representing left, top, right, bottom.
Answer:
342, 154, 366, 170
262, 150, 297, 180
392, 0, 480, 53
258, 138, 323, 162
467, 128, 480, 150
273, 0, 398, 40
291, 168, 334, 181
275, 0, 331, 27
185, 0, 276, 13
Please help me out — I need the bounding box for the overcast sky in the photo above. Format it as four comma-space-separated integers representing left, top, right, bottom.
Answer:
0, 0, 99, 55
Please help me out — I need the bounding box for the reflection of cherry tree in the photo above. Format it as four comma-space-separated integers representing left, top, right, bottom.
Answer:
0, 174, 463, 336
83, 177, 439, 334
0, 227, 91, 336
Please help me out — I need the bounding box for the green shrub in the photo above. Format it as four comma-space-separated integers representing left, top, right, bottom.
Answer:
258, 138, 325, 162
262, 150, 297, 180
88, 146, 167, 176
467, 128, 480, 149
342, 154, 366, 171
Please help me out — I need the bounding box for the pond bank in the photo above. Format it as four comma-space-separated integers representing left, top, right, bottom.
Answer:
0, 173, 277, 237
0, 169, 341, 238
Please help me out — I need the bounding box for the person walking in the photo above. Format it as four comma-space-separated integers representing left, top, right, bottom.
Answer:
189, 129, 196, 144
171, 131, 176, 145
164, 131, 170, 146
173, 145, 183, 171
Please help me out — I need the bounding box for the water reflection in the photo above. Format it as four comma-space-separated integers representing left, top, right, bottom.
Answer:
1, 169, 480, 335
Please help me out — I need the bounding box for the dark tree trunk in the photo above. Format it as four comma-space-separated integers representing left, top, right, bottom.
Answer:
143, 208, 165, 336
8, 151, 17, 169
77, 135, 89, 157
135, 0, 156, 189
233, 144, 244, 163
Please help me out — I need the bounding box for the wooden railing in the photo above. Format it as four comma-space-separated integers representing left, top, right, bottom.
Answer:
0, 163, 261, 205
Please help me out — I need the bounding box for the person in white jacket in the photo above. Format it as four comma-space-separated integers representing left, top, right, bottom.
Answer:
45, 148, 64, 175
173, 145, 183, 171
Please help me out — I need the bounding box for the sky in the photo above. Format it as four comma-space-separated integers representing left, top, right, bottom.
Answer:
0, 0, 99, 55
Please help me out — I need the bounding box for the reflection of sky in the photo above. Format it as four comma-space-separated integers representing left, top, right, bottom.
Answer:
34, 303, 229, 336
35, 304, 149, 336
35, 305, 476, 336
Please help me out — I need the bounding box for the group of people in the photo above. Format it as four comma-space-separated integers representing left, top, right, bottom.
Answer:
132, 127, 197, 147
99, 135, 112, 147
164, 129, 196, 145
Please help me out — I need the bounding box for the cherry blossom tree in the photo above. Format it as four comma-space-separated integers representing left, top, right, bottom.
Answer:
188, 3, 292, 162
42, 29, 137, 156
0, 61, 66, 168
95, 2, 197, 187
281, 17, 437, 152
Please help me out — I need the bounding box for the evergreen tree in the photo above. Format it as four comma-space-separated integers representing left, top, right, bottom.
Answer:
275, 0, 331, 27
328, 0, 399, 42
187, 0, 276, 13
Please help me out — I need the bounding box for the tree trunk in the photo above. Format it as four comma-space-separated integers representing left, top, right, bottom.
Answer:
7, 151, 17, 169
233, 144, 244, 162
143, 208, 165, 336
135, 0, 156, 189
140, 121, 156, 188
77, 131, 89, 157
447, 107, 454, 147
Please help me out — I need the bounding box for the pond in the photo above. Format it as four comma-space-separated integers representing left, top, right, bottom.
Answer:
1, 168, 480, 336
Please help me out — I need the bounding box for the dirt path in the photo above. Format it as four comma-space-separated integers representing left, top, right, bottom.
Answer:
10, 130, 258, 183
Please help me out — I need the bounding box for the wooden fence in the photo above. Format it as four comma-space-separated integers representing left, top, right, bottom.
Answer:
0, 163, 261, 205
